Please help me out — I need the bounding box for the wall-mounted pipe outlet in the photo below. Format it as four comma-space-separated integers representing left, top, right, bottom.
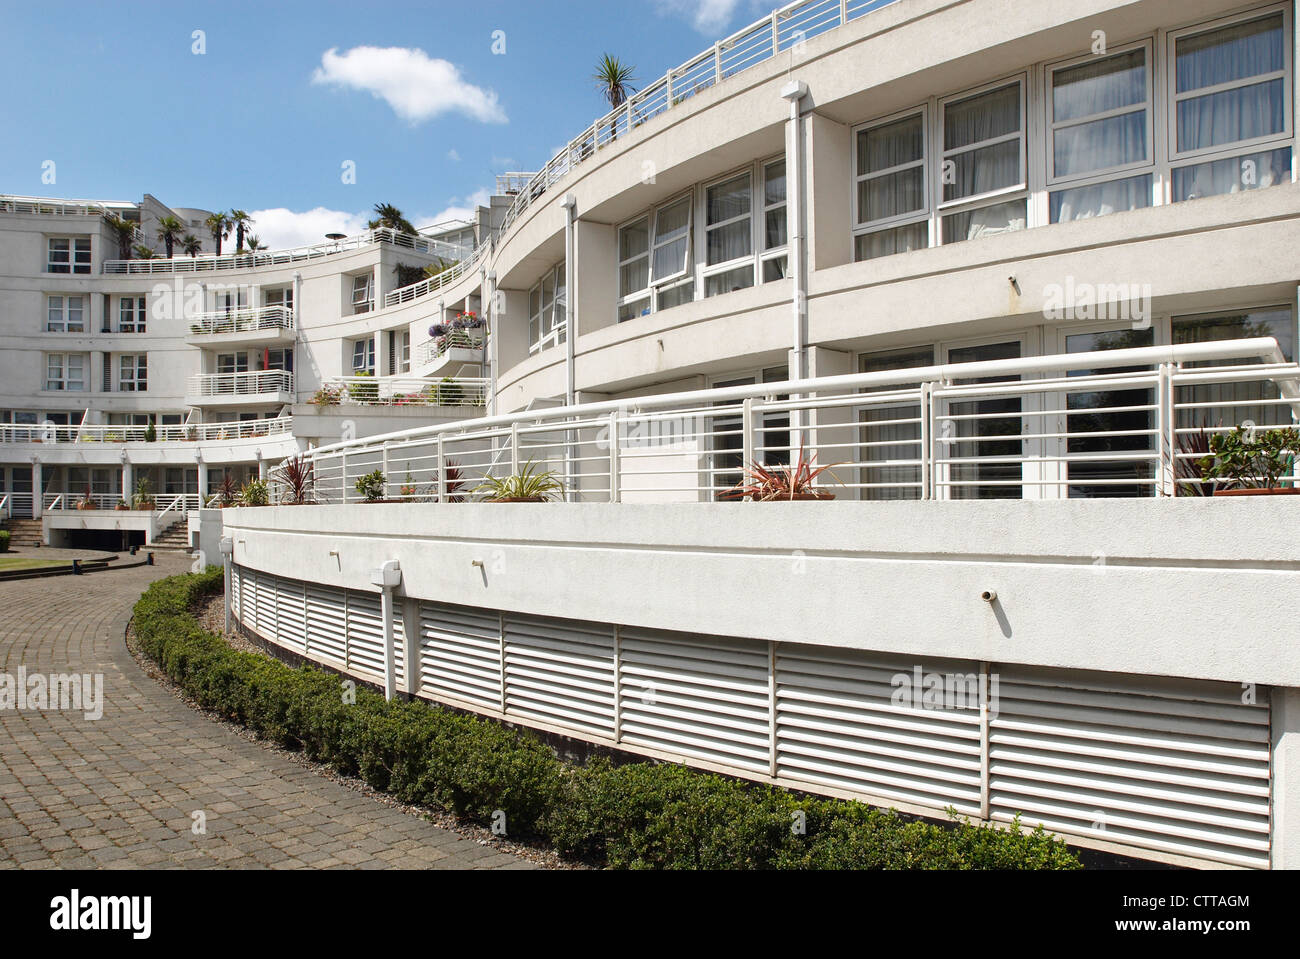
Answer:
981, 589, 998, 604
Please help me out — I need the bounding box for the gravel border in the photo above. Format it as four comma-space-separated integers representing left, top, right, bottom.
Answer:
128, 591, 581, 870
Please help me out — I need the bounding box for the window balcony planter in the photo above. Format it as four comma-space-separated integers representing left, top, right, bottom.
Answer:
1199, 427, 1300, 497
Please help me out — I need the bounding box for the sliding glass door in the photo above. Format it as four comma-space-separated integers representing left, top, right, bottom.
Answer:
943, 339, 1024, 499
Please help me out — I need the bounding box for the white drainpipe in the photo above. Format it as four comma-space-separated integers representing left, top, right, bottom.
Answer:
781, 79, 810, 440
559, 193, 578, 406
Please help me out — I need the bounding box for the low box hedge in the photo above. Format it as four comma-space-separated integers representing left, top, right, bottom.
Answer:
0, 529, 9, 552
134, 570, 1081, 870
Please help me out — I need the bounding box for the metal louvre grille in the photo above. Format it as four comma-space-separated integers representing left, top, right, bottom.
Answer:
254, 571, 277, 641
241, 568, 259, 634
229, 565, 244, 623
272, 577, 307, 655
503, 613, 615, 737
618, 627, 770, 772
990, 667, 1272, 868
344, 591, 386, 681
305, 583, 347, 666
775, 646, 984, 814
418, 602, 502, 708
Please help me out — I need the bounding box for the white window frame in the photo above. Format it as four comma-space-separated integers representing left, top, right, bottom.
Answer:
1167, 5, 1294, 165
936, 75, 1030, 244
264, 286, 293, 310
760, 156, 790, 281
853, 106, 931, 235
44, 353, 86, 392
399, 331, 411, 373
350, 338, 375, 374
529, 264, 567, 354
652, 194, 693, 286
701, 168, 756, 296
351, 274, 374, 315
616, 214, 652, 322
119, 354, 147, 392
217, 352, 249, 375
46, 237, 90, 274
1045, 40, 1156, 188
46, 295, 85, 333
118, 295, 147, 333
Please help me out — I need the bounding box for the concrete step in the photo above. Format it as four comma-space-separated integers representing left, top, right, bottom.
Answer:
3, 520, 44, 547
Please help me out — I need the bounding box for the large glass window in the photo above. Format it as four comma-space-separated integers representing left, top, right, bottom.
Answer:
118, 296, 147, 333
350, 274, 373, 315
44, 353, 86, 392
617, 193, 695, 321
857, 346, 934, 499
703, 173, 754, 297
854, 110, 929, 260
1048, 46, 1154, 222
761, 158, 789, 281
529, 264, 567, 353
1171, 11, 1293, 201
46, 295, 84, 333
119, 355, 147, 392
940, 81, 1027, 244
617, 216, 651, 322
350, 339, 375, 374
47, 237, 90, 274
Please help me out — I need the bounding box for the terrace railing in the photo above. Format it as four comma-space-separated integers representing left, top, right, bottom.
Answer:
43, 492, 202, 512
316, 376, 489, 409
383, 240, 490, 308
492, 0, 901, 243
291, 339, 1300, 504
0, 194, 133, 217
0, 416, 293, 445
103, 228, 466, 275
189, 370, 294, 398
188, 305, 295, 336
415, 328, 488, 367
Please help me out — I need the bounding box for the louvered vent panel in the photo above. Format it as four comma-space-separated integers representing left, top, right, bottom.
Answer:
304, 583, 347, 666
254, 571, 277, 641
990, 667, 1271, 868
272, 576, 307, 655
418, 602, 502, 708
344, 590, 386, 682
775, 645, 984, 813
503, 613, 615, 737
618, 627, 770, 772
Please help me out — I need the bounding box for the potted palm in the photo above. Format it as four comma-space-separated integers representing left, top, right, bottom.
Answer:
132, 476, 156, 510
474, 461, 563, 502
721, 446, 842, 502
1200, 426, 1300, 496
76, 485, 97, 510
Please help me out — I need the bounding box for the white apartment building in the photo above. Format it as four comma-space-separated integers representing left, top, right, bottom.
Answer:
7, 0, 1300, 868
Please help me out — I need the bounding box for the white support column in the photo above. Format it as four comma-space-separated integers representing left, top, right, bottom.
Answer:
1273, 687, 1300, 869
781, 79, 810, 448
31, 458, 42, 519
196, 453, 208, 504
120, 456, 132, 506
371, 561, 402, 701
220, 537, 234, 634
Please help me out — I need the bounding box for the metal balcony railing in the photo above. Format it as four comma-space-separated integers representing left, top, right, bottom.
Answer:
189, 370, 294, 398
188, 305, 294, 335
0, 416, 293, 445
416, 329, 488, 367
291, 339, 1300, 505
314, 376, 489, 408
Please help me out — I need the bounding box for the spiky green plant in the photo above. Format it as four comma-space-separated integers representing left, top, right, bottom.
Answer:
473, 461, 564, 502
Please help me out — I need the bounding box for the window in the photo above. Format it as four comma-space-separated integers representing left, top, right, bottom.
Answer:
264, 287, 293, 311
1048, 45, 1154, 222
529, 264, 567, 353
617, 216, 651, 321
400, 332, 411, 373
618, 192, 694, 321
761, 159, 789, 281
939, 80, 1027, 244
118, 296, 147, 333
119, 355, 147, 392
857, 346, 935, 499
854, 110, 930, 260
1169, 9, 1293, 202
265, 349, 293, 373
47, 237, 90, 274
351, 274, 374, 314
351, 338, 375, 374
46, 295, 85, 333
704, 172, 754, 297
217, 353, 249, 375
45, 353, 86, 392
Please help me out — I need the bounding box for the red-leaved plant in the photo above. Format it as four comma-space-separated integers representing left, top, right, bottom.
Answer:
720, 445, 841, 501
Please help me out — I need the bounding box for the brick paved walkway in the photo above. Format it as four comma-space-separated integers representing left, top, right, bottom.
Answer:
0, 557, 535, 869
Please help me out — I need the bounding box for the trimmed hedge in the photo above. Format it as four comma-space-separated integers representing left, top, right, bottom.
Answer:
135, 571, 1082, 870
0, 529, 9, 552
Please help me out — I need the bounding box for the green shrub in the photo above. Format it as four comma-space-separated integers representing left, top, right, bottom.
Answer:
0, 529, 9, 552
134, 571, 1082, 870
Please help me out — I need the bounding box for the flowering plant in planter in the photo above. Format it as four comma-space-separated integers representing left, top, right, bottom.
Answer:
720, 446, 842, 502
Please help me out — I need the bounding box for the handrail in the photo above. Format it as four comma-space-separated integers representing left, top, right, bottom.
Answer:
492, 0, 902, 245
0, 494, 8, 519
0, 194, 135, 216
383, 240, 490, 308
0, 416, 293, 445
317, 376, 489, 408
188, 370, 295, 397
188, 305, 295, 335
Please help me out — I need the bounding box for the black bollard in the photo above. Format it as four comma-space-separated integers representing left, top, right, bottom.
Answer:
72, 559, 81, 575
146, 552, 155, 566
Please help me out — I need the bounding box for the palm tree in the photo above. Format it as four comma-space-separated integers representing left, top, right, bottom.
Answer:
205, 211, 231, 255
244, 235, 266, 253
156, 216, 185, 258
229, 210, 253, 253
593, 54, 636, 141
181, 234, 203, 257
367, 203, 416, 235
133, 244, 156, 260
102, 213, 136, 260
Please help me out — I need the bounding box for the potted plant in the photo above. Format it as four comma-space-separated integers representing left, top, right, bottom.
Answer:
310, 385, 342, 407
132, 476, 156, 510
274, 457, 315, 505
474, 461, 563, 502
721, 446, 842, 502
114, 499, 131, 512
143, 422, 156, 443
355, 469, 387, 503
442, 459, 469, 503
210, 473, 240, 508
184, 426, 198, 442
76, 485, 97, 510
239, 478, 270, 507
1199, 426, 1300, 496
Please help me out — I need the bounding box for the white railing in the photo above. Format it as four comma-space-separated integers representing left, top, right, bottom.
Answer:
290, 339, 1300, 504
383, 240, 490, 308
188, 305, 294, 336
0, 194, 134, 217
314, 376, 489, 408
493, 0, 901, 242
416, 328, 488, 367
44, 492, 202, 513
0, 416, 293, 445
189, 370, 294, 398
0, 494, 8, 519
495, 173, 539, 195
102, 227, 463, 275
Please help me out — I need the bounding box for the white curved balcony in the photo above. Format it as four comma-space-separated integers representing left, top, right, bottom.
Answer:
314, 375, 488, 409
185, 305, 296, 347
0, 415, 294, 446
187, 370, 294, 407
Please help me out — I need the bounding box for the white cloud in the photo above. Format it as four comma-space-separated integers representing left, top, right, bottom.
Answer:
311, 46, 507, 124
246, 207, 372, 249
655, 0, 746, 33
418, 188, 492, 229
447, 149, 461, 162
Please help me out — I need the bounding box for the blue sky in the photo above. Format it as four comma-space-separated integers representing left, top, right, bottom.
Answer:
1, 0, 770, 246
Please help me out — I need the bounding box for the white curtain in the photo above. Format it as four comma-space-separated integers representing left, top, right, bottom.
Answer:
653, 199, 691, 280
856, 221, 928, 261
858, 114, 925, 224
1052, 174, 1152, 222
1173, 147, 1291, 201
1052, 49, 1148, 178
944, 84, 1021, 201
946, 198, 1026, 243
1176, 15, 1285, 153
706, 175, 751, 265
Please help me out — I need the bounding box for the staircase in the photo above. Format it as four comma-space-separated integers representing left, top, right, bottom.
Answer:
2, 519, 45, 547
151, 521, 193, 552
